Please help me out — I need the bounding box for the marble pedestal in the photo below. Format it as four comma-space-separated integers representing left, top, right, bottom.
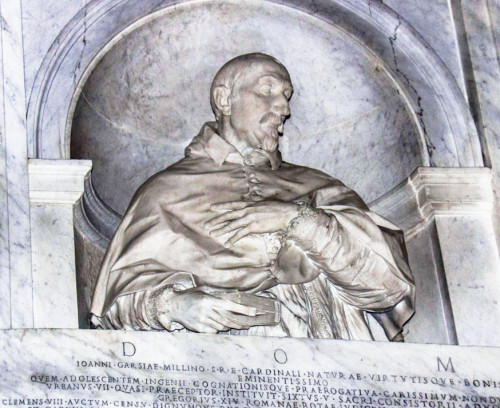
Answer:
1, 329, 499, 408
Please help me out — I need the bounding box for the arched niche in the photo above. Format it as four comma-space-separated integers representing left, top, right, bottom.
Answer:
71, 1, 423, 215
28, 0, 481, 169
28, 0, 483, 343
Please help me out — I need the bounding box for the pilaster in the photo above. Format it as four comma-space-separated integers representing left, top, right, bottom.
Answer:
372, 167, 499, 346
28, 159, 92, 328
0, 0, 33, 328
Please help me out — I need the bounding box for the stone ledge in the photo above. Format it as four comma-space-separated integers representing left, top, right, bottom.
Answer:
370, 167, 493, 238
28, 159, 92, 205
1, 329, 499, 407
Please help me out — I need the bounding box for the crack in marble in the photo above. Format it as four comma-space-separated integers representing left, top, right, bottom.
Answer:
1, 16, 10, 34
73, 7, 88, 87
388, 15, 436, 163
80, 91, 133, 136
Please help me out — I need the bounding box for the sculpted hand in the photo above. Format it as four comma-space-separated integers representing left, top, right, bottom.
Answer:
156, 287, 257, 334
205, 200, 299, 247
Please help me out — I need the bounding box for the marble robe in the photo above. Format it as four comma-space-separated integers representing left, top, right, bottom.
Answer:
91, 122, 415, 340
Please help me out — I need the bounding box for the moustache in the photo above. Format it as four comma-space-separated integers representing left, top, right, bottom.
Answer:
259, 112, 282, 126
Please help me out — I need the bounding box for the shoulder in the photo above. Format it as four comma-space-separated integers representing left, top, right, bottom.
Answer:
279, 161, 343, 183
280, 161, 368, 209
125, 156, 210, 211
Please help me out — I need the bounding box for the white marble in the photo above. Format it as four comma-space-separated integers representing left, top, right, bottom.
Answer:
404, 223, 455, 345
28, 159, 92, 205
27, 0, 165, 159
371, 167, 493, 238
0, 9, 10, 330
462, 0, 500, 181
461, 0, 500, 255
28, 159, 92, 328
1, 329, 500, 407
3, 0, 498, 350
26, 0, 481, 173
489, 0, 500, 47
0, 0, 33, 329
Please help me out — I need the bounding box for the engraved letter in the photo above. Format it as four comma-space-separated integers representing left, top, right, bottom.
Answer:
274, 349, 288, 364
437, 357, 455, 372
122, 342, 136, 357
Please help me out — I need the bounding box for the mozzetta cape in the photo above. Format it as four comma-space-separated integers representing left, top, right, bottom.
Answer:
91, 122, 415, 339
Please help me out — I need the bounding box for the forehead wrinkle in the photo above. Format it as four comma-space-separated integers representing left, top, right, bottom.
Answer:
230, 63, 292, 99
251, 74, 292, 93
258, 73, 284, 81
257, 74, 292, 88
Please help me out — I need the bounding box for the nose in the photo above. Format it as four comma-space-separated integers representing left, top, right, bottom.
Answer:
274, 94, 290, 117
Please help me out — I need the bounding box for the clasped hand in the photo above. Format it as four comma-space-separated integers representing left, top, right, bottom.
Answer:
157, 287, 258, 334
205, 200, 300, 247
156, 200, 299, 333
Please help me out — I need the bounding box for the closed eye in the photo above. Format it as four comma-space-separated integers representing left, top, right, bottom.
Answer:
260, 83, 273, 95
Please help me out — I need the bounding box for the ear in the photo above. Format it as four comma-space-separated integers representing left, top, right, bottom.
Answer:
213, 85, 231, 116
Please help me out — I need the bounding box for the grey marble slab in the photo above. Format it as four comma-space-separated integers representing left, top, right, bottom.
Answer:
1, 329, 500, 407
435, 214, 500, 347
0, 9, 9, 330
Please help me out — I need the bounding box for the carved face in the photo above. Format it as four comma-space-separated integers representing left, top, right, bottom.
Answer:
229, 61, 293, 152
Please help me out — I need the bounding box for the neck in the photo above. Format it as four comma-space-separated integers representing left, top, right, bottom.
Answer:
217, 117, 254, 157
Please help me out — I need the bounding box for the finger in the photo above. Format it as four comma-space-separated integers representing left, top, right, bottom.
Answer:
210, 218, 250, 237
225, 226, 253, 247
213, 297, 257, 316
215, 310, 249, 330
210, 201, 251, 211
206, 317, 229, 332
210, 311, 237, 329
196, 325, 218, 334
196, 316, 225, 333
205, 209, 246, 228
157, 314, 175, 330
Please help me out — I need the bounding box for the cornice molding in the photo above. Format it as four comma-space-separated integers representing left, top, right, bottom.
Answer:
28, 159, 92, 205
370, 167, 493, 239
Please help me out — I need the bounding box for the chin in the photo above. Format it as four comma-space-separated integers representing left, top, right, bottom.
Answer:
259, 134, 279, 152
261, 140, 278, 152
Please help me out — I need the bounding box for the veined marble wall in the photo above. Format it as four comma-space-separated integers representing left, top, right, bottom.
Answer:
1, 0, 499, 348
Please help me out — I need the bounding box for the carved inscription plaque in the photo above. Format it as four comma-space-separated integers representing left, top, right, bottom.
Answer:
1, 330, 499, 408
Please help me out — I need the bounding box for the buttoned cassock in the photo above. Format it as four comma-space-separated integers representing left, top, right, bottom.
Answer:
91, 122, 415, 340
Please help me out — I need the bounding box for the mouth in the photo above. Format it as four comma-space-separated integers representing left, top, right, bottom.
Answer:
267, 120, 285, 136
260, 113, 285, 135
267, 123, 282, 139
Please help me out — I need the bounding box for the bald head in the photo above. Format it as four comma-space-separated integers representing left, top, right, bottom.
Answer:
210, 53, 291, 120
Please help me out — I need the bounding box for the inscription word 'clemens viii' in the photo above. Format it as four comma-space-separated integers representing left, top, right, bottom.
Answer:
91, 53, 415, 342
